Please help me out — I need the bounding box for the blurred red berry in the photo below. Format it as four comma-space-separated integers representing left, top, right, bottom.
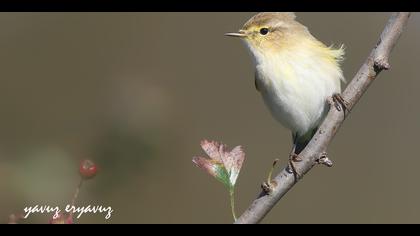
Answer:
49, 213, 73, 224
79, 159, 97, 179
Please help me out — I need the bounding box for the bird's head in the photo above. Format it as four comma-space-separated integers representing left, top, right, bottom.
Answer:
225, 12, 311, 61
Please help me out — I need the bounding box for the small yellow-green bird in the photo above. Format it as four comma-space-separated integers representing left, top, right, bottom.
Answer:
226, 12, 345, 174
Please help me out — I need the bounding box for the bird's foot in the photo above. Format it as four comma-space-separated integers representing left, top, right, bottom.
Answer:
315, 152, 333, 167
287, 153, 302, 180
330, 93, 351, 114
261, 159, 279, 195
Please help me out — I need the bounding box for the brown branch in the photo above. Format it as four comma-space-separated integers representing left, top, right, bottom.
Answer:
234, 12, 411, 224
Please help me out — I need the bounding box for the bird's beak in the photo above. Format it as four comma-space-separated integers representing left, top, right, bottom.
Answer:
224, 30, 247, 38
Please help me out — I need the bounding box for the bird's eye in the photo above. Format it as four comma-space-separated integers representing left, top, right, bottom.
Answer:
259, 28, 269, 35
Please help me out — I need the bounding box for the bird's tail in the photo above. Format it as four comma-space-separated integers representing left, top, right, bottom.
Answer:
294, 128, 318, 155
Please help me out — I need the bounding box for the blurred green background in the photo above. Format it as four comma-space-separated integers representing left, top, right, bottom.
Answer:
0, 12, 419, 223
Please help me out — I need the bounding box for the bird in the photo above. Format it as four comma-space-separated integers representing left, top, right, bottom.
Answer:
225, 12, 345, 178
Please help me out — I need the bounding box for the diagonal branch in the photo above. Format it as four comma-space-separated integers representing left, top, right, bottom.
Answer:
234, 12, 411, 224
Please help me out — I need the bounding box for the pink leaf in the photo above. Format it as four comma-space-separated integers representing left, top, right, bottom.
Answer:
192, 140, 245, 188
200, 140, 223, 162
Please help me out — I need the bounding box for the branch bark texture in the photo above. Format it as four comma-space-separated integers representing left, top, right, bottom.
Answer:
234, 12, 411, 224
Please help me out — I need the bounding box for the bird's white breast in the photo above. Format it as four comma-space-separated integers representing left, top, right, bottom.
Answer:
255, 49, 342, 136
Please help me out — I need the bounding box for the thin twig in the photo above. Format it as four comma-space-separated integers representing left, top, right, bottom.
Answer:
229, 189, 237, 221
69, 178, 83, 218
234, 12, 411, 224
